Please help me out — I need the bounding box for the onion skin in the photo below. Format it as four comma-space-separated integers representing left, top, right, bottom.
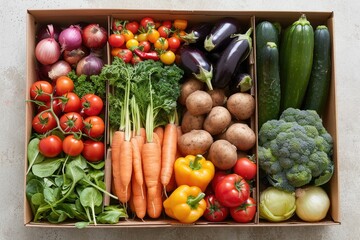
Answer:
76, 55, 104, 76
81, 24, 107, 49
36, 24, 61, 42
63, 46, 89, 66
295, 186, 330, 222
35, 38, 61, 65
48, 60, 72, 80
59, 25, 82, 51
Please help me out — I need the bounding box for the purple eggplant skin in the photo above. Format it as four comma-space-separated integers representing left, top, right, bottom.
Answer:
229, 72, 253, 93
182, 23, 213, 45
212, 27, 253, 89
179, 45, 214, 90
204, 17, 241, 52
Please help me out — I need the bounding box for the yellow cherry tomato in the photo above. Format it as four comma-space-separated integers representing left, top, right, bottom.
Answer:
126, 38, 139, 49
137, 33, 148, 42
122, 30, 134, 42
147, 29, 160, 43
154, 37, 169, 50
173, 19, 188, 30
160, 50, 176, 65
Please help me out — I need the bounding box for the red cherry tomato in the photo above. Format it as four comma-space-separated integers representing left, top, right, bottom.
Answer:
203, 194, 229, 222
83, 116, 105, 138
55, 76, 74, 96
233, 157, 257, 180
108, 33, 125, 48
30, 80, 53, 102
126, 21, 140, 34
37, 99, 62, 116
62, 135, 84, 156
81, 94, 103, 116
162, 20, 172, 29
32, 111, 57, 134
229, 197, 256, 223
138, 40, 151, 52
82, 140, 105, 162
61, 92, 81, 113
211, 170, 228, 191
59, 112, 84, 133
158, 25, 170, 38
38, 135, 63, 157
167, 36, 181, 51
116, 49, 133, 63
140, 17, 155, 31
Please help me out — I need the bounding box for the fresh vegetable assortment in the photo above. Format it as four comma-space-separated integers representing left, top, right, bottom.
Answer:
26, 13, 335, 226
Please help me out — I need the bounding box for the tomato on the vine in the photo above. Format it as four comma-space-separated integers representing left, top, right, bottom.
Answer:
38, 135, 62, 157
59, 112, 84, 133
108, 33, 125, 48
30, 80, 53, 102
160, 50, 176, 65
140, 17, 155, 31
81, 94, 103, 116
61, 92, 81, 113
82, 140, 105, 162
233, 157, 257, 180
158, 25, 170, 38
62, 134, 84, 156
32, 111, 57, 134
37, 99, 62, 116
83, 116, 105, 138
215, 173, 250, 208
55, 76, 74, 96
203, 194, 229, 222
112, 18, 125, 32
116, 49, 133, 63
229, 197, 256, 223
126, 21, 140, 34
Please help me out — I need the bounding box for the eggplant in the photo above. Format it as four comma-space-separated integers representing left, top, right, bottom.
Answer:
204, 17, 241, 52
182, 23, 213, 45
212, 28, 253, 89
179, 45, 213, 90
230, 72, 253, 93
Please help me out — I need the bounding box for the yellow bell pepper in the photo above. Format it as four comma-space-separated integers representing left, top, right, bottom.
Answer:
163, 185, 206, 223
174, 154, 215, 192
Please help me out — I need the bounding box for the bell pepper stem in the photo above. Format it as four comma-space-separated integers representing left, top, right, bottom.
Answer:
187, 192, 205, 209
189, 154, 203, 170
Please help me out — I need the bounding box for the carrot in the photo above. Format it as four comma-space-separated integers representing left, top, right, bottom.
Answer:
160, 123, 178, 189
111, 131, 125, 199
131, 137, 143, 187
147, 179, 163, 219
131, 175, 147, 220
118, 140, 133, 203
165, 170, 177, 193
154, 126, 164, 147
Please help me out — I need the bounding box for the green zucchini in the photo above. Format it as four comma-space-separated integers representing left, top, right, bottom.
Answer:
257, 42, 281, 128
255, 21, 280, 50
280, 14, 314, 111
303, 25, 331, 116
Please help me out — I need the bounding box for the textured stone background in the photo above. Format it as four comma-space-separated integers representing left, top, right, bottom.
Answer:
1, 0, 358, 239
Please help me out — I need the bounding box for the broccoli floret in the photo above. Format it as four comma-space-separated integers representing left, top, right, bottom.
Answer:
258, 108, 334, 191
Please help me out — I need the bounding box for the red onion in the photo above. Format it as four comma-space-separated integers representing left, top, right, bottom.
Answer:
63, 46, 89, 66
36, 24, 61, 42
48, 60, 72, 80
82, 24, 107, 49
76, 55, 104, 76
59, 25, 82, 51
35, 25, 61, 65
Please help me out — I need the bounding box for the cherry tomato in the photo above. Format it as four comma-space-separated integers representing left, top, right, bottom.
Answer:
173, 19, 188, 30
137, 33, 148, 42
112, 18, 125, 32
172, 30, 187, 42
122, 29, 134, 42
108, 33, 125, 48
32, 111, 57, 134
158, 25, 170, 38
233, 157, 257, 180
59, 112, 84, 133
37, 99, 62, 116
30, 80, 53, 102
147, 29, 160, 43
38, 135, 63, 157
160, 50, 176, 65
229, 197, 256, 223
55, 76, 74, 96
131, 54, 143, 65
167, 36, 181, 51
111, 47, 122, 57
81, 94, 103, 116
83, 116, 105, 138
140, 17, 155, 31
126, 21, 140, 34
154, 37, 169, 50
82, 140, 105, 162
62, 135, 84, 156
126, 38, 139, 49
116, 49, 133, 63
211, 170, 228, 192
203, 194, 229, 222
215, 173, 250, 208
138, 40, 151, 52
162, 20, 172, 29
61, 92, 81, 113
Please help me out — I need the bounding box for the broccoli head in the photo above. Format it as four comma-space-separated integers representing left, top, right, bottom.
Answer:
258, 108, 334, 191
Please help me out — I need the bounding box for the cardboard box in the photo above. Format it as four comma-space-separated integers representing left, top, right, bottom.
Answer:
25, 9, 339, 227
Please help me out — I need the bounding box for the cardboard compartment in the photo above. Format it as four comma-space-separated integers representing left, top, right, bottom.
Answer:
25, 9, 339, 227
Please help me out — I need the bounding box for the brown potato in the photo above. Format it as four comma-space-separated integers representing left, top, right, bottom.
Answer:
226, 92, 255, 120
207, 88, 227, 107
178, 77, 205, 105
178, 129, 213, 156
208, 139, 238, 170
181, 110, 205, 134
225, 123, 256, 151
203, 106, 232, 135
186, 90, 213, 116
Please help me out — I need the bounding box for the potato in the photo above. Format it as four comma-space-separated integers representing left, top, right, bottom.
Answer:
226, 92, 255, 120
208, 139, 238, 170
225, 123, 256, 151
186, 90, 213, 116
181, 110, 205, 134
178, 77, 204, 105
178, 129, 213, 156
203, 106, 232, 135
207, 88, 227, 107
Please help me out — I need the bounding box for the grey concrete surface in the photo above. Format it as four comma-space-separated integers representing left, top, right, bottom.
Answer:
0, 0, 359, 239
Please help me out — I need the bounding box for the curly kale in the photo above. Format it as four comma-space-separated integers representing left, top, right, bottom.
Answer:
258, 108, 334, 191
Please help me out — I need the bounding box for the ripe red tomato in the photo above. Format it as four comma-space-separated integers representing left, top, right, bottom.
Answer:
140, 17, 155, 31
30, 80, 53, 102
38, 135, 62, 157
59, 112, 84, 133
61, 92, 81, 113
126, 21, 140, 34
138, 40, 151, 52
131, 54, 142, 65
108, 33, 125, 48
233, 157, 257, 180
229, 197, 256, 223
32, 111, 57, 134
37, 99, 62, 116
158, 25, 170, 38
203, 194, 229, 222
81, 94, 103, 116
55, 76, 74, 96
162, 20, 172, 29
82, 140, 104, 162
116, 49, 133, 63
167, 36, 181, 51
83, 116, 105, 138
215, 173, 250, 208
211, 170, 228, 191
62, 135, 84, 156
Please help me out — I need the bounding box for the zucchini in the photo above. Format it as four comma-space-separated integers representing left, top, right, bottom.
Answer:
255, 21, 280, 50
257, 42, 281, 128
303, 25, 331, 116
280, 14, 314, 111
